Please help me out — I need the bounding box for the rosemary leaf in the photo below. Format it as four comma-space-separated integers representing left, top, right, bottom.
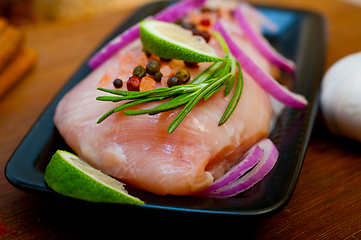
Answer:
224, 57, 237, 97
96, 96, 127, 102
97, 88, 134, 96
203, 73, 232, 101
124, 93, 196, 116
190, 62, 223, 85
218, 61, 244, 126
214, 60, 231, 79
213, 31, 230, 54
97, 84, 203, 102
168, 76, 228, 133
97, 96, 167, 124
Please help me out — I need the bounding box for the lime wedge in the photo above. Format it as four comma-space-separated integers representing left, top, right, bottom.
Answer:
44, 150, 144, 205
140, 20, 223, 62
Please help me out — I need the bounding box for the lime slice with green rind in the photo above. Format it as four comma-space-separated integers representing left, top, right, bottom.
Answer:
44, 150, 144, 205
140, 20, 223, 62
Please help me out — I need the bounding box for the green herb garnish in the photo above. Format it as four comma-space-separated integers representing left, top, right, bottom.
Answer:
96, 31, 244, 133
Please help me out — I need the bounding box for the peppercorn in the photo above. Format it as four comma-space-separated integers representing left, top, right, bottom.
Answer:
181, 22, 199, 36
113, 78, 123, 88
153, 71, 163, 82
127, 76, 141, 91
142, 47, 151, 57
133, 65, 146, 78
200, 18, 210, 26
194, 30, 211, 42
175, 69, 190, 84
184, 61, 199, 68
167, 75, 182, 88
160, 57, 171, 62
201, 7, 211, 13
146, 59, 161, 75
191, 27, 199, 36
181, 22, 196, 31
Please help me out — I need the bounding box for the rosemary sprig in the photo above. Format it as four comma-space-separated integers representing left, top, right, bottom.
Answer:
96, 31, 244, 133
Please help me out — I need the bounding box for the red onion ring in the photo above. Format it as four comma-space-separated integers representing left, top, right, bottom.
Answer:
88, 0, 207, 69
204, 138, 279, 198
214, 19, 308, 109
88, 20, 144, 69
200, 144, 264, 195
154, 0, 207, 22
234, 3, 296, 73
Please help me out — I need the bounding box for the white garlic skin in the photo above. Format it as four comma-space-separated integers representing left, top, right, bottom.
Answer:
320, 52, 361, 142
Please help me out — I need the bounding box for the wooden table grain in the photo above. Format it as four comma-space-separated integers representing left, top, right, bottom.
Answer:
1, 0, 361, 239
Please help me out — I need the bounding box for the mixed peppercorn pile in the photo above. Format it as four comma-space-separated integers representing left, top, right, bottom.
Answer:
113, 15, 213, 92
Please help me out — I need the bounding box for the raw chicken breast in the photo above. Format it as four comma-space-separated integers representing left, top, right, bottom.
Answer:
54, 10, 275, 195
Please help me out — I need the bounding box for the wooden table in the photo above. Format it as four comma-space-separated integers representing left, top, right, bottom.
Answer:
1, 0, 361, 238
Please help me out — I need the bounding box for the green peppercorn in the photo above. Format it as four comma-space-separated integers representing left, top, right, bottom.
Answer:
175, 69, 191, 84
133, 65, 146, 78
167, 75, 182, 88
146, 59, 161, 75
153, 71, 163, 82
113, 78, 123, 88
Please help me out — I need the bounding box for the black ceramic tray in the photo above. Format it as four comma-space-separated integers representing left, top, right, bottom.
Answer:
5, 1, 326, 218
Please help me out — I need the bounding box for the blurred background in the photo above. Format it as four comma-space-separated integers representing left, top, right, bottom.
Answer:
0, 0, 170, 25
0, 0, 176, 100
1, 0, 360, 26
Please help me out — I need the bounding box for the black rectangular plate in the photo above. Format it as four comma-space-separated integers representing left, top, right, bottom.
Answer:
5, 1, 326, 219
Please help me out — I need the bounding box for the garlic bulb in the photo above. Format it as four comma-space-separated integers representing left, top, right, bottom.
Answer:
320, 52, 361, 142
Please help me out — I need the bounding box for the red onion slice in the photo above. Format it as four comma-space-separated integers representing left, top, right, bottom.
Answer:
200, 144, 264, 195
88, 0, 207, 69
234, 3, 295, 73
205, 138, 279, 198
214, 19, 308, 109
154, 0, 207, 22
88, 20, 144, 69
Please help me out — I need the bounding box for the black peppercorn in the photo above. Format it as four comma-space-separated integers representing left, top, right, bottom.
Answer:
113, 78, 123, 88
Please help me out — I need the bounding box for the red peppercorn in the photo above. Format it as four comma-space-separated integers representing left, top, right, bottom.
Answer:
160, 57, 171, 62
184, 61, 199, 68
200, 18, 210, 26
127, 76, 141, 91
201, 7, 211, 13
195, 30, 211, 42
